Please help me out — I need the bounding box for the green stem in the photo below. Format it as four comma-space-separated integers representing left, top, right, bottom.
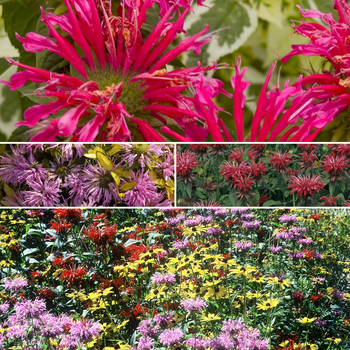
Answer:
243, 276, 247, 324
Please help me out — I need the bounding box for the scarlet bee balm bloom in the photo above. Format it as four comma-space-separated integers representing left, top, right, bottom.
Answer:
2, 0, 227, 142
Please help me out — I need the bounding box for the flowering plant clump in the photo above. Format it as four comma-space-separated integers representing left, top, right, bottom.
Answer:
0, 143, 174, 207
2, 0, 350, 141
177, 144, 350, 207
0, 208, 349, 349
0, 283, 101, 349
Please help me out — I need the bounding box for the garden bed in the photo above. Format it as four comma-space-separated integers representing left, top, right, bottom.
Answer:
0, 208, 349, 349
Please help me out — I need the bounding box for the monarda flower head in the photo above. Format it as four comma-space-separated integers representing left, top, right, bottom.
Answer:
2, 0, 228, 142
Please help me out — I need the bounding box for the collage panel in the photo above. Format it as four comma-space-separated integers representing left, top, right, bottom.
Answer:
0, 208, 349, 350
0, 144, 174, 207
176, 144, 350, 207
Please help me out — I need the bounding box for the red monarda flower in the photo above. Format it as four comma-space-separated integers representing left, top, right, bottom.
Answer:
52, 256, 76, 268
220, 161, 250, 183
50, 220, 72, 234
259, 191, 270, 206
188, 145, 210, 155
177, 150, 198, 182
298, 149, 317, 170
228, 147, 258, 163
83, 223, 117, 246
52, 209, 82, 222
249, 160, 268, 182
233, 174, 255, 200
250, 144, 265, 156
298, 144, 316, 152
208, 144, 228, 156
320, 194, 338, 207
36, 288, 57, 301
269, 150, 293, 172
321, 153, 349, 181
330, 144, 350, 158
288, 174, 324, 197
60, 264, 87, 286
1, 0, 229, 142
309, 294, 323, 305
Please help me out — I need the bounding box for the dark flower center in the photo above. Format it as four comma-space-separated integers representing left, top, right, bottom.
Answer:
99, 173, 114, 189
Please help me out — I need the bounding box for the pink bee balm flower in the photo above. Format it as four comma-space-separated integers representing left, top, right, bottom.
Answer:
232, 51, 350, 142
2, 0, 229, 142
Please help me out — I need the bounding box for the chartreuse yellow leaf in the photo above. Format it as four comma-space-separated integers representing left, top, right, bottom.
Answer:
156, 179, 165, 187
108, 144, 124, 155
149, 170, 158, 181
111, 172, 121, 186
113, 168, 131, 178
96, 151, 114, 171
4, 184, 16, 200
165, 179, 174, 199
84, 146, 105, 158
120, 182, 137, 191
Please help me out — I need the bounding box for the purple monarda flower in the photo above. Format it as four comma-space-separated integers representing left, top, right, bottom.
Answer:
151, 272, 175, 285
83, 163, 120, 206
153, 312, 175, 329
214, 209, 228, 217
331, 289, 344, 300
0, 303, 9, 315
298, 238, 313, 245
185, 337, 211, 349
158, 327, 183, 346
135, 336, 155, 350
315, 318, 327, 327
168, 217, 181, 226
242, 220, 261, 228
122, 169, 169, 207
70, 319, 101, 341
204, 227, 223, 236
235, 241, 253, 250
181, 297, 207, 312
3, 276, 28, 292
241, 213, 254, 221
279, 214, 298, 224
14, 299, 46, 318
184, 219, 200, 227
173, 239, 190, 250
137, 319, 158, 338
269, 246, 283, 253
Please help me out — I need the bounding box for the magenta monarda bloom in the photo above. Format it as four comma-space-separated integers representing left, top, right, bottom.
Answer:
2, 0, 231, 142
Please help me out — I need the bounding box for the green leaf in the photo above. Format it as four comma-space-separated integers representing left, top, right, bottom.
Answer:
8, 125, 30, 141
0, 85, 20, 122
23, 248, 39, 256
0, 57, 18, 75
185, 0, 258, 66
2, 2, 39, 67
17, 83, 51, 105
0, 131, 7, 141
262, 200, 282, 207
184, 182, 192, 198
329, 182, 336, 195
17, 0, 62, 13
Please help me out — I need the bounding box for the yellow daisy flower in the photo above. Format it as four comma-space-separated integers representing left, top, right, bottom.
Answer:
229, 265, 256, 278
297, 317, 316, 324
256, 298, 279, 310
